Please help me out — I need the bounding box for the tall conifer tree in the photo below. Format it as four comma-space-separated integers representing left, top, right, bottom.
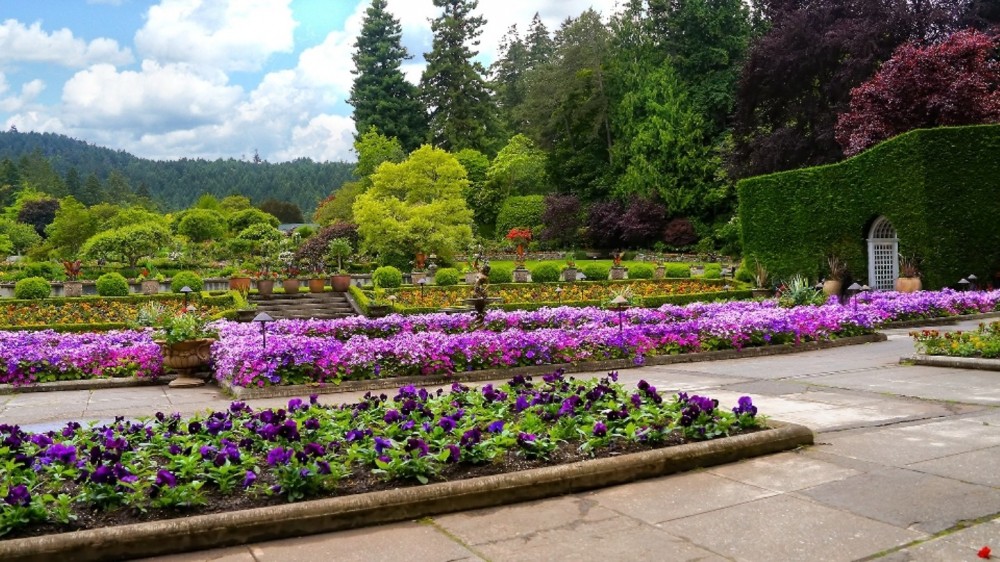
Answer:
349, 0, 427, 151
419, 0, 499, 154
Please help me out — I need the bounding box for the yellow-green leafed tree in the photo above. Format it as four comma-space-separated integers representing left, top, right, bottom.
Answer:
353, 145, 473, 264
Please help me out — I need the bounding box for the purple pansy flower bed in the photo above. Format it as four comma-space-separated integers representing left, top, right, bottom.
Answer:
0, 370, 761, 538
0, 330, 161, 386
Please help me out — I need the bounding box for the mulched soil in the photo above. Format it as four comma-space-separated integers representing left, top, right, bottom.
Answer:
8, 427, 764, 540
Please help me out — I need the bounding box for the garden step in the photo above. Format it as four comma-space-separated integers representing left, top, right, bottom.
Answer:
248, 291, 358, 321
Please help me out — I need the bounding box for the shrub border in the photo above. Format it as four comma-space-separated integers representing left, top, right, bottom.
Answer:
0, 421, 812, 562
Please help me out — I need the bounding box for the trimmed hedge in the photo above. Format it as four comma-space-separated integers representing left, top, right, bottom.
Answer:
530, 263, 561, 283
14, 277, 51, 299
495, 195, 545, 239
488, 265, 514, 284
96, 272, 129, 296
372, 266, 403, 288
170, 271, 204, 293
433, 267, 460, 286
663, 263, 690, 278
629, 264, 655, 279
739, 125, 1000, 289
581, 263, 609, 281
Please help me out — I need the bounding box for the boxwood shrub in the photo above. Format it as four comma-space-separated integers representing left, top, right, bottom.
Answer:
433, 267, 460, 286
14, 277, 51, 299
96, 272, 130, 296
663, 263, 690, 278
488, 264, 514, 284
530, 263, 561, 283
581, 263, 609, 281
629, 263, 655, 279
170, 271, 204, 293
372, 266, 403, 288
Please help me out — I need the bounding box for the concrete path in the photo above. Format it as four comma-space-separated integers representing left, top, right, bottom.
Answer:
4, 320, 999, 561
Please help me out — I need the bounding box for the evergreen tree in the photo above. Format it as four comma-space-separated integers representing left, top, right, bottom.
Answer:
65, 167, 83, 201
349, 0, 427, 151
490, 25, 530, 135
420, 0, 500, 154
105, 170, 133, 204
81, 173, 103, 207
525, 12, 554, 69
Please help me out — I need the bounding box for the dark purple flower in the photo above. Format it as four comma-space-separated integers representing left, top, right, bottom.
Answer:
279, 420, 300, 441
460, 428, 482, 449
288, 398, 303, 411
558, 395, 581, 417
155, 469, 178, 488
229, 401, 247, 413
405, 438, 429, 457
4, 484, 30, 506
187, 421, 202, 434
517, 432, 536, 444
445, 444, 460, 463
304, 418, 321, 431
45, 443, 77, 465
243, 470, 257, 488
309, 394, 319, 404
437, 417, 456, 432
30, 434, 53, 447
401, 420, 415, 431
168, 444, 182, 456
514, 395, 530, 412
304, 442, 325, 457
487, 420, 505, 433
374, 437, 393, 454
593, 422, 608, 437
257, 423, 279, 441
113, 463, 137, 483
637, 380, 650, 391
630, 393, 643, 408
266, 447, 293, 467
733, 396, 758, 417
316, 460, 331, 474
383, 409, 403, 424
90, 464, 116, 485
199, 445, 217, 460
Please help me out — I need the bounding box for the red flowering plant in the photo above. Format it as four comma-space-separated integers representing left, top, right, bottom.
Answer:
62, 260, 83, 281
505, 227, 532, 268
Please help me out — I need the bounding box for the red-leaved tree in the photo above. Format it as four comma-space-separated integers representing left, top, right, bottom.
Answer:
836, 29, 1000, 156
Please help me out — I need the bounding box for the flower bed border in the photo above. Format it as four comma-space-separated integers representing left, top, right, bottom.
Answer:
881, 310, 1000, 329
0, 421, 812, 562
221, 333, 887, 399
902, 354, 1000, 371
0, 375, 177, 395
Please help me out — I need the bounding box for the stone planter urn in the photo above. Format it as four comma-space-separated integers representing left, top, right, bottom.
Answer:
141, 280, 160, 295
610, 266, 627, 280
822, 279, 843, 296
513, 267, 530, 283
562, 267, 577, 282
654, 266, 666, 280
157, 338, 216, 388
63, 281, 84, 297
411, 271, 427, 285
895, 277, 921, 293
464, 271, 479, 285
751, 288, 774, 299
228, 277, 252, 292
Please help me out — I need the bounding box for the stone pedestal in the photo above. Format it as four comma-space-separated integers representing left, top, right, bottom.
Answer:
513, 267, 530, 283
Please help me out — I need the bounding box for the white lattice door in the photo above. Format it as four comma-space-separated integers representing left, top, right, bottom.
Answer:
867, 217, 898, 291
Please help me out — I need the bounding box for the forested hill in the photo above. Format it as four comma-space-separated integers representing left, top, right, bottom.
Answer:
0, 130, 355, 214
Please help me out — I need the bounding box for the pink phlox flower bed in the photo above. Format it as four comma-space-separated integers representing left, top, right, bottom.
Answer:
0, 329, 161, 386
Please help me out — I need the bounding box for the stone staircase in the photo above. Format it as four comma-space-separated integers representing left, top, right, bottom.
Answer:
247, 291, 358, 321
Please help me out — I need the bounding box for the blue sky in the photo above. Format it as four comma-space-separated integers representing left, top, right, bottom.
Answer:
0, 0, 617, 163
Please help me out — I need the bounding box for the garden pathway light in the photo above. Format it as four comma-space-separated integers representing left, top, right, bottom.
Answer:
253, 312, 274, 350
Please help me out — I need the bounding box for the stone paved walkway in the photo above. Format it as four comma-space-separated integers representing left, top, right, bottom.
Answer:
4, 319, 999, 561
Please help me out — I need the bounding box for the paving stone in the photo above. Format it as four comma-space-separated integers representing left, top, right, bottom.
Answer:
248, 521, 483, 562
708, 450, 859, 492
660, 494, 924, 562
718, 379, 813, 395
800, 467, 1000, 533
822, 417, 1000, 466
434, 495, 619, 546
810, 366, 1000, 405
585, 471, 777, 524
135, 545, 255, 562
473, 513, 727, 562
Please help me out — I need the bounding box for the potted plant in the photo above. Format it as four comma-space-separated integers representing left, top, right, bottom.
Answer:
327, 237, 353, 292
823, 255, 847, 296
751, 258, 772, 298
227, 259, 252, 293
610, 251, 627, 280
62, 259, 83, 297
896, 254, 921, 293
653, 257, 666, 279
278, 250, 301, 295
563, 254, 577, 282
367, 287, 394, 317
505, 227, 532, 269
135, 303, 218, 388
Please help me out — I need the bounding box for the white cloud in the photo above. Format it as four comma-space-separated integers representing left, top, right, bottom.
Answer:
61, 61, 243, 132
274, 113, 355, 162
0, 74, 45, 113
0, 19, 132, 67
134, 0, 296, 72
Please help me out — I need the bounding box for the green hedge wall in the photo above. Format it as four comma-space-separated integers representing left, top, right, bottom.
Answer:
738, 125, 1000, 289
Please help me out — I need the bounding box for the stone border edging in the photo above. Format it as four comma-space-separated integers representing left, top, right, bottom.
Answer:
0, 421, 813, 562
902, 354, 1000, 371
881, 311, 1000, 329
0, 375, 177, 395
221, 333, 888, 399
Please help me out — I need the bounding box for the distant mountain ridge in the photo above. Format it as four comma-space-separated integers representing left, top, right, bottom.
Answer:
0, 130, 354, 214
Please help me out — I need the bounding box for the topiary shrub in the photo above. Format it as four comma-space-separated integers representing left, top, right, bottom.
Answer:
372, 266, 403, 288
664, 263, 691, 278
14, 276, 51, 299
629, 263, 655, 279
735, 262, 754, 283
96, 272, 130, 296
703, 263, 723, 279
488, 265, 513, 284
530, 263, 561, 283
581, 263, 609, 281
170, 271, 204, 293
433, 267, 459, 286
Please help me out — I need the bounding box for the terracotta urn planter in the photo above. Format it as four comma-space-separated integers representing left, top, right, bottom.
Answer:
281, 278, 300, 294
63, 281, 84, 297
256, 279, 274, 296
331, 274, 351, 292
822, 279, 843, 296
308, 278, 326, 293
141, 280, 160, 295
158, 338, 216, 388
228, 277, 252, 292
895, 277, 921, 293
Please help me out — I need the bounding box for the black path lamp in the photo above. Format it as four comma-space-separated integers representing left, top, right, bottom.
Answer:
610, 294, 629, 338
958, 278, 970, 292
968, 274, 978, 291
847, 282, 862, 311
253, 312, 274, 350
418, 277, 428, 297
180, 286, 192, 309
555, 286, 563, 302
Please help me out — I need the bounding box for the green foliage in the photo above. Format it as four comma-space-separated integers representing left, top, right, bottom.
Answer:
702, 263, 723, 279
177, 209, 227, 243
495, 195, 545, 240
372, 265, 403, 288
170, 271, 204, 293
664, 263, 691, 278
44, 196, 97, 258
95, 272, 129, 297
581, 263, 610, 281
81, 223, 173, 267
0, 234, 11, 258
226, 208, 280, 234
11, 261, 64, 281
433, 267, 460, 286
313, 181, 364, 225
0, 218, 42, 254
353, 127, 407, 179
739, 125, 1000, 289
236, 223, 283, 249
326, 237, 353, 273
488, 264, 514, 284
14, 276, 51, 299
629, 263, 655, 279
353, 145, 474, 263
529, 263, 561, 283
777, 275, 827, 307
